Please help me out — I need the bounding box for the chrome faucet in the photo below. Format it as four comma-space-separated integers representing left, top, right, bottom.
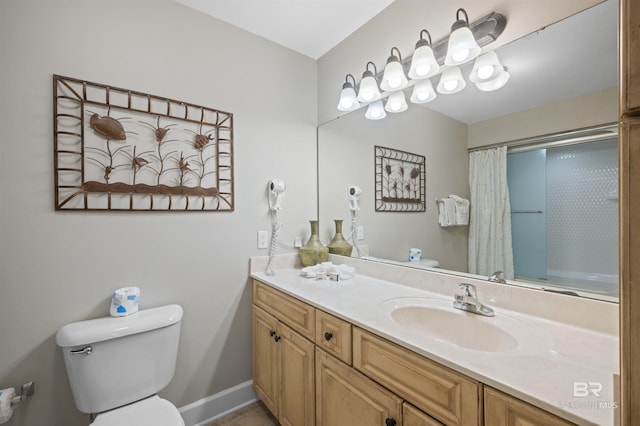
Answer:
453, 283, 495, 316
488, 270, 506, 283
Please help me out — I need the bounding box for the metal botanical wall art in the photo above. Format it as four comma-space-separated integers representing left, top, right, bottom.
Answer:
375, 145, 426, 212
53, 75, 234, 211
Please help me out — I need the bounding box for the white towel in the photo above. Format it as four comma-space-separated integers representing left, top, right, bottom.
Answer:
438, 198, 457, 227
449, 194, 470, 225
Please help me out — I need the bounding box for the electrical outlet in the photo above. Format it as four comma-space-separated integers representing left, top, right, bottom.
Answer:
356, 226, 364, 240
294, 236, 303, 248
257, 231, 269, 249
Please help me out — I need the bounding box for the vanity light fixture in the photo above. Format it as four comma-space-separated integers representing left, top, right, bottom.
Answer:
469, 51, 503, 83
365, 99, 386, 120
338, 9, 507, 120
385, 91, 408, 113
476, 68, 510, 91
445, 8, 482, 66
469, 51, 510, 91
437, 66, 466, 94
380, 47, 409, 91
357, 62, 382, 103
337, 74, 360, 112
408, 30, 440, 79
410, 78, 437, 103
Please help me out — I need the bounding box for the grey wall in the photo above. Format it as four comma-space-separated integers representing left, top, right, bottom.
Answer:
0, 1, 317, 425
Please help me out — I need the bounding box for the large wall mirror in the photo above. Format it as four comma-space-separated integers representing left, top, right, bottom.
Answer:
318, 0, 618, 302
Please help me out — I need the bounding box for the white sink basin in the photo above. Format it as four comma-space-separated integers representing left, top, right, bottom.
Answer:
379, 298, 528, 353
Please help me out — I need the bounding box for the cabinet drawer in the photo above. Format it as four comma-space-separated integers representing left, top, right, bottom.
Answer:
315, 310, 352, 365
253, 280, 315, 339
484, 387, 576, 426
353, 327, 481, 426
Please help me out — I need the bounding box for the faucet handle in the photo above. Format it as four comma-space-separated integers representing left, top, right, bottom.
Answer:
458, 283, 477, 298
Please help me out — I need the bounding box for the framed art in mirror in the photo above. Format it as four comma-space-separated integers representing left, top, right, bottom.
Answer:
375, 145, 426, 212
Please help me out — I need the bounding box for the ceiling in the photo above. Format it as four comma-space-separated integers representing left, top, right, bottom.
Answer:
175, 0, 617, 124
174, 0, 395, 59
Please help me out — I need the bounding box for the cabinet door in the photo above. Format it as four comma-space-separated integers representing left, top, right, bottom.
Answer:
353, 327, 480, 426
316, 348, 402, 426
484, 387, 575, 426
620, 117, 640, 425
278, 322, 315, 426
253, 306, 279, 416
404, 403, 444, 426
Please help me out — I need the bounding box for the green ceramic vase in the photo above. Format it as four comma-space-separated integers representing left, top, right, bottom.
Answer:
299, 220, 329, 266
327, 219, 353, 257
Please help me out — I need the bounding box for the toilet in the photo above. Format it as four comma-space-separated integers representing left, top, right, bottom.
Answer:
56, 304, 185, 426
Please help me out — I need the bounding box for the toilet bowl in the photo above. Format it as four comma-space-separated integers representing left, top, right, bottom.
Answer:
56, 304, 185, 426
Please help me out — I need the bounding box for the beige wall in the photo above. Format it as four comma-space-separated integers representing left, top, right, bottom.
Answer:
0, 1, 317, 425
318, 106, 469, 271
468, 87, 618, 148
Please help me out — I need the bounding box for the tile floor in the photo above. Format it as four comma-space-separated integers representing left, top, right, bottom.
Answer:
207, 401, 278, 426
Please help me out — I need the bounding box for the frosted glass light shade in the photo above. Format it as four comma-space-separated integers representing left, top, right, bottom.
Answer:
380, 59, 408, 91
357, 74, 381, 102
410, 79, 436, 104
337, 85, 360, 111
469, 51, 503, 83
437, 66, 466, 94
476, 69, 510, 91
445, 27, 481, 66
385, 91, 408, 113
408, 44, 439, 79
365, 100, 386, 120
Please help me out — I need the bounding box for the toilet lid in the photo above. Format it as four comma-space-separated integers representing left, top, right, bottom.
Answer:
91, 395, 184, 426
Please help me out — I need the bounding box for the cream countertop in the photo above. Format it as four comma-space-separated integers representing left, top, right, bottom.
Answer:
249, 255, 619, 426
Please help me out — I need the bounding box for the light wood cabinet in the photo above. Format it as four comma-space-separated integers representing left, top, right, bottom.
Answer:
252, 304, 315, 426
316, 347, 402, 426
620, 0, 640, 424
484, 387, 575, 426
253, 279, 581, 426
353, 327, 481, 426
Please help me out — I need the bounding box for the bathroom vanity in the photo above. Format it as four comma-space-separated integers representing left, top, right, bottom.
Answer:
250, 255, 618, 426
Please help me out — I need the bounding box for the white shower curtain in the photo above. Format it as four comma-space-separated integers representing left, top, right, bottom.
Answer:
468, 146, 514, 279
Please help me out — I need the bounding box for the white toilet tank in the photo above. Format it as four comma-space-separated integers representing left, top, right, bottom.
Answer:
56, 304, 183, 414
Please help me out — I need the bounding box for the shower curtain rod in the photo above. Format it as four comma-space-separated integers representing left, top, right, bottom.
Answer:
467, 122, 618, 154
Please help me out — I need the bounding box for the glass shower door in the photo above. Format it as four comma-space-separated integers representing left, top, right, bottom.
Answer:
507, 149, 547, 281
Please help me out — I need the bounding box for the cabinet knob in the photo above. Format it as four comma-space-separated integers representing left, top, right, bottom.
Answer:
274, 335, 281, 342
324, 331, 333, 341
385, 418, 397, 426
269, 330, 276, 337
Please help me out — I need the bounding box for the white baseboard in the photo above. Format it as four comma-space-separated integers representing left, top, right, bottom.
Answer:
179, 380, 258, 426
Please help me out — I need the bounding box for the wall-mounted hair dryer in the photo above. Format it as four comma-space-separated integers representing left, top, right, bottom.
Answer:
348, 185, 362, 212
268, 179, 286, 211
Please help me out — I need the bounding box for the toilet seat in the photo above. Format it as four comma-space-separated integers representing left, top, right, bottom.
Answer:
91, 395, 184, 426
